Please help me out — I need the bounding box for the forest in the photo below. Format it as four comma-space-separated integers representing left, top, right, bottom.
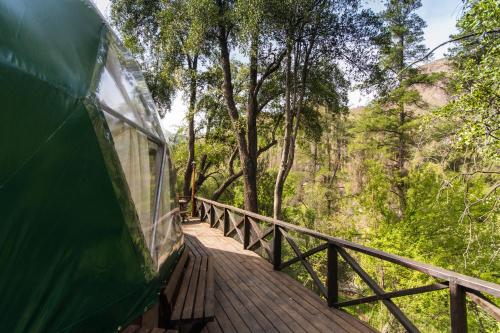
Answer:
110, 0, 499, 331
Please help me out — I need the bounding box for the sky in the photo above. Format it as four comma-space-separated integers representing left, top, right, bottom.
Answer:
92, 0, 463, 132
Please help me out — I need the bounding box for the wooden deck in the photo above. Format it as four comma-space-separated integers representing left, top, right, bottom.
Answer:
182, 221, 376, 333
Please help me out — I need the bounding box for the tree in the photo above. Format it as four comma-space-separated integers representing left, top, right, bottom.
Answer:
361, 0, 436, 218
443, 0, 499, 179
272, 0, 375, 219
434, 0, 500, 281
273, 0, 366, 219
111, 0, 213, 197
170, 61, 280, 204
212, 0, 289, 212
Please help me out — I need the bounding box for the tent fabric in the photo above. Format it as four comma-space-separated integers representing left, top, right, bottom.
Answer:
0, 0, 183, 332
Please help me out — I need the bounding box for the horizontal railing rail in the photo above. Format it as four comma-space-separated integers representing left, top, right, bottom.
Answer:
194, 196, 500, 333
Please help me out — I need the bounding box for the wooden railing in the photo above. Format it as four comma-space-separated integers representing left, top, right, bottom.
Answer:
194, 197, 500, 333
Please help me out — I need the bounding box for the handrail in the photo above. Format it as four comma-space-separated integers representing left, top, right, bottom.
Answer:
195, 196, 500, 333
197, 197, 499, 296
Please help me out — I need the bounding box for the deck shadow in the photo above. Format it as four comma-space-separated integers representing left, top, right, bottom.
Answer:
182, 222, 377, 333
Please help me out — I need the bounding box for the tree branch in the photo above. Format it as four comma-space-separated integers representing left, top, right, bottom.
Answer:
255, 49, 287, 97
399, 29, 500, 76
228, 147, 238, 175
211, 139, 278, 200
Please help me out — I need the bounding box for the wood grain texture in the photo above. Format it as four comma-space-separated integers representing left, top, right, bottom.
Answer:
182, 220, 377, 333
171, 234, 215, 324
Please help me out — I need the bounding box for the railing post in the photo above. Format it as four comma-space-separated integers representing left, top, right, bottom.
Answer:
450, 282, 467, 333
209, 204, 215, 228
191, 162, 197, 217
223, 208, 229, 236
327, 243, 339, 307
199, 202, 205, 222
243, 215, 250, 249
272, 224, 281, 270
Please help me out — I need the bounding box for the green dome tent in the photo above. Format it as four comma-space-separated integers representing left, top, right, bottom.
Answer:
0, 0, 184, 331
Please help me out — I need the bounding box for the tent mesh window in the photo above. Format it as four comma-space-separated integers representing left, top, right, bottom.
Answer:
96, 36, 182, 268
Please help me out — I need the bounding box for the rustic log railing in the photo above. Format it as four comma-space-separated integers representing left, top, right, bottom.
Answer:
194, 197, 500, 333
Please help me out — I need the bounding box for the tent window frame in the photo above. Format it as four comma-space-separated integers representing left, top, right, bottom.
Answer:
150, 143, 166, 256
101, 107, 168, 255
100, 104, 163, 145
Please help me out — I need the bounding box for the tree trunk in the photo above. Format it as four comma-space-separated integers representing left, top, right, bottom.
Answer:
273, 37, 294, 220
212, 171, 243, 201
395, 34, 407, 216
211, 139, 277, 201
273, 29, 315, 219
217, 21, 258, 212
183, 55, 198, 196
396, 102, 407, 214
244, 34, 260, 213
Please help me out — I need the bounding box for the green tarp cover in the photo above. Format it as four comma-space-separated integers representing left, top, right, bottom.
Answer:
0, 1, 183, 331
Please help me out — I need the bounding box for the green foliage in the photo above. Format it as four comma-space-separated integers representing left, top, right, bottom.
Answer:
441, 0, 500, 161
111, 0, 215, 116
226, 170, 278, 216
115, 0, 499, 331
258, 1, 500, 331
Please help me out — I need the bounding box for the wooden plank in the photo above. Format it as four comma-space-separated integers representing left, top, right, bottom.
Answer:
151, 329, 167, 333
180, 234, 215, 323
186, 234, 210, 257
214, 275, 264, 332
223, 209, 230, 236
185, 237, 202, 257
211, 226, 371, 333
170, 256, 195, 321
191, 223, 333, 332
193, 256, 208, 319
205, 258, 215, 318
214, 244, 339, 333
272, 224, 281, 270
263, 258, 374, 333
206, 321, 223, 333
466, 290, 500, 321
182, 221, 375, 333
281, 229, 328, 298
246, 217, 263, 249
338, 247, 418, 333
141, 302, 159, 328
212, 250, 296, 333
209, 205, 215, 227
228, 213, 245, 243
121, 325, 140, 333
244, 218, 273, 257
213, 300, 237, 333
201, 229, 336, 333
181, 256, 202, 319
214, 284, 251, 333
252, 259, 374, 332
336, 282, 449, 307
136, 328, 152, 333
214, 270, 278, 332
243, 216, 250, 249
192, 237, 210, 257
450, 282, 467, 333
280, 242, 328, 269
247, 226, 273, 250
196, 197, 500, 298
327, 243, 339, 307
